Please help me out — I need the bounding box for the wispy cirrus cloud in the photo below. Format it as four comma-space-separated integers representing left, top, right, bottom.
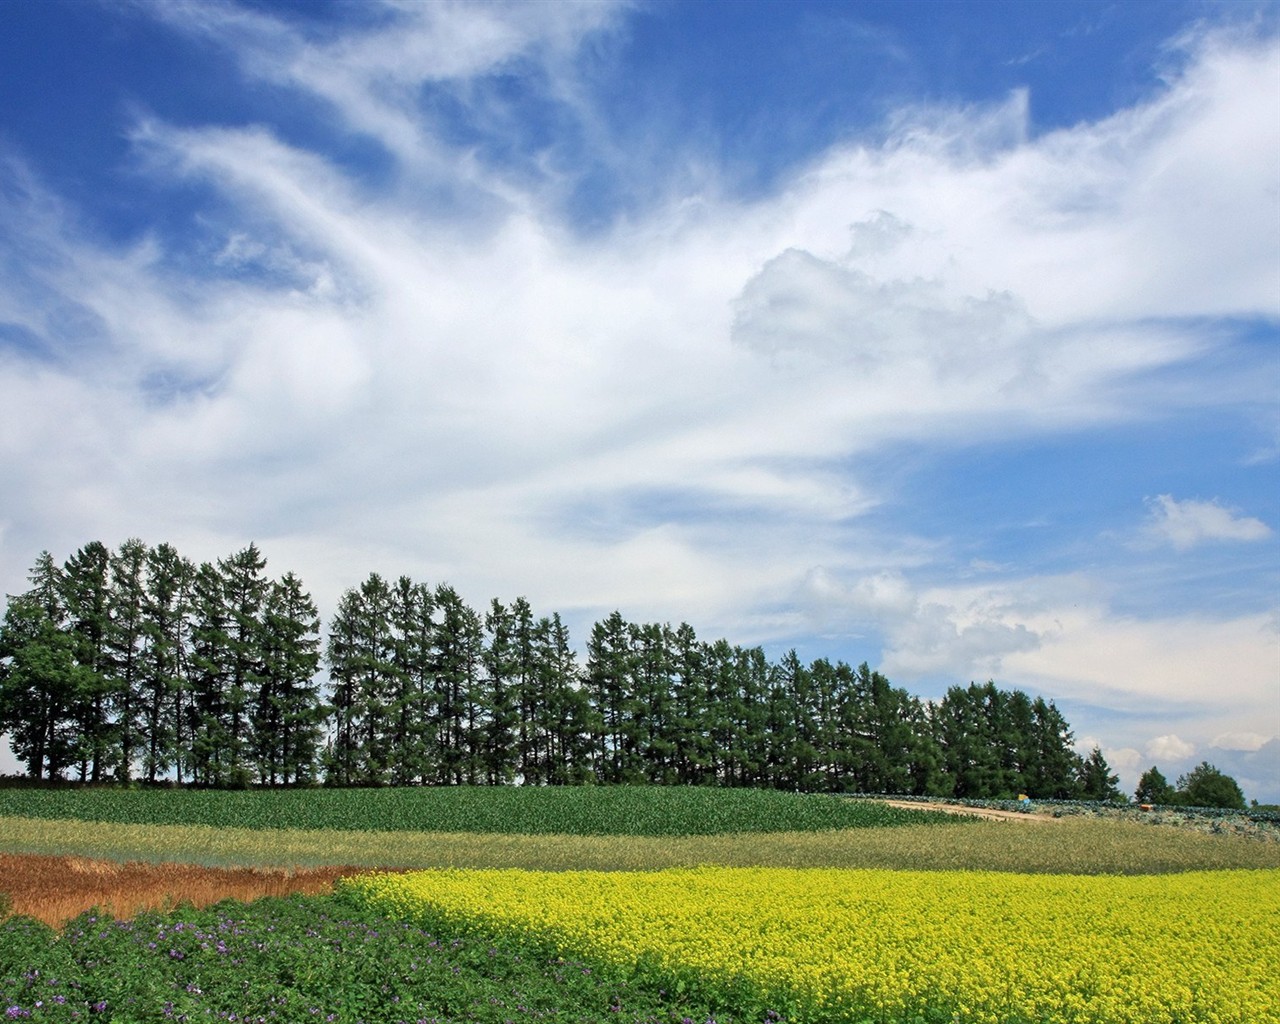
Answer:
0, 5, 1276, 794
141, 0, 632, 207
1, 12, 1272, 596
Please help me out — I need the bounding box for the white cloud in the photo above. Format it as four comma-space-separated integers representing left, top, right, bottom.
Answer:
1143, 495, 1272, 551
798, 570, 1065, 680
885, 603, 1042, 679
1147, 735, 1196, 761
730, 245, 1037, 374
1106, 746, 1146, 799
147, 0, 628, 194
1218, 738, 1280, 805
1004, 605, 1278, 719
1211, 731, 1271, 752
791, 562, 1276, 802
1108, 747, 1143, 774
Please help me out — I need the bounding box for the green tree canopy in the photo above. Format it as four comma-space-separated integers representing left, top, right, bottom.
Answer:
4, 537, 1104, 800
1134, 765, 1177, 804
1076, 745, 1123, 802
1175, 761, 1246, 809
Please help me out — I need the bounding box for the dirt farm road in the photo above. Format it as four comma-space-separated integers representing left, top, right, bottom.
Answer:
882, 800, 1063, 823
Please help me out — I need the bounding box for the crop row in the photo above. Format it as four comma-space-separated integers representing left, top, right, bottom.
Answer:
342, 865, 1280, 1024
0, 786, 953, 836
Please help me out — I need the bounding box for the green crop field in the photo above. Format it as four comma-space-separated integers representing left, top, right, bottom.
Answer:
2, 786, 1278, 1023
2, 893, 727, 1024
0, 784, 954, 836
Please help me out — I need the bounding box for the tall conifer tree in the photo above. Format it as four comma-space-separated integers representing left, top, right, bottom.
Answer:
62, 542, 114, 781
107, 539, 149, 782
188, 561, 233, 786
255, 571, 322, 784
0, 554, 82, 780
139, 543, 194, 783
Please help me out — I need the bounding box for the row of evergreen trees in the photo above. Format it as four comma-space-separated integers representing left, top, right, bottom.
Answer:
0, 542, 322, 787
0, 539, 1118, 798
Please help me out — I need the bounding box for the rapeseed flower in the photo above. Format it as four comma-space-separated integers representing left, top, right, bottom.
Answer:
345, 866, 1280, 1024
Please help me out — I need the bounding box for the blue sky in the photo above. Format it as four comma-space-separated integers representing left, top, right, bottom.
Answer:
1, 0, 1277, 800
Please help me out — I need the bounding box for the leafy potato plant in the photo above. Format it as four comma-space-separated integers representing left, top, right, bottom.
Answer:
1, 894, 751, 1023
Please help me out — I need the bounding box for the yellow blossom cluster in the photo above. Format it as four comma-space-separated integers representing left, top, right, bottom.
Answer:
344, 865, 1280, 1024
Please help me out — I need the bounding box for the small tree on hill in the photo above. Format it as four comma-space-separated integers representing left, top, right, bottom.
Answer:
1076, 745, 1123, 802
1134, 765, 1176, 804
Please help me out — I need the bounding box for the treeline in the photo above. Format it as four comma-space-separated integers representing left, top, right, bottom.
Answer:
0, 540, 1118, 799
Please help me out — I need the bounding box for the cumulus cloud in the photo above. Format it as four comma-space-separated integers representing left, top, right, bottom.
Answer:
1147, 735, 1196, 761
1104, 746, 1146, 799
1107, 747, 1143, 773
799, 569, 1048, 680
1212, 731, 1271, 752
885, 605, 1041, 679
1143, 495, 1272, 551
730, 241, 1037, 376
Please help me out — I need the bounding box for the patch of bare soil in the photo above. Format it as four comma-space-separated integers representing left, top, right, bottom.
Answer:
0, 853, 373, 928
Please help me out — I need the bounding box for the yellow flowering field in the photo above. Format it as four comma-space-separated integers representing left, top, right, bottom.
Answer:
343, 865, 1280, 1024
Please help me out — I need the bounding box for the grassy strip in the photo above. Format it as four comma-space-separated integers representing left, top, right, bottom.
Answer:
0, 894, 763, 1023
0, 785, 952, 835
3, 814, 1278, 873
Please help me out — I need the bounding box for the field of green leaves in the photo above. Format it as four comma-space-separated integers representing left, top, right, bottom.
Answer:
2, 787, 1279, 1023
0, 784, 945, 835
